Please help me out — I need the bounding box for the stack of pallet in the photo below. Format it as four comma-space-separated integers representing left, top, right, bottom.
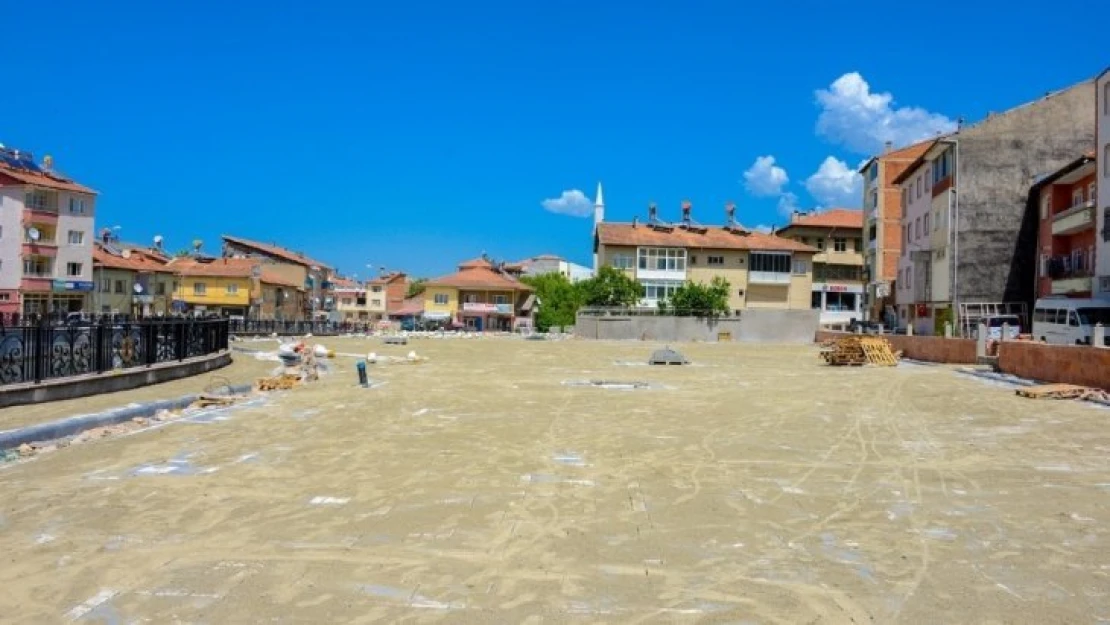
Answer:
820, 336, 898, 367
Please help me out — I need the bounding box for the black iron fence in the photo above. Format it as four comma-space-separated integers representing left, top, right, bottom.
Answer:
0, 318, 229, 386
228, 319, 377, 335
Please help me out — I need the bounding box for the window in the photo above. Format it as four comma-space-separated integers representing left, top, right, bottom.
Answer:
372, 299, 382, 307
811, 292, 822, 309
933, 209, 940, 231
906, 268, 912, 289
156, 282, 166, 296
833, 238, 846, 252
1073, 187, 1085, 207
1105, 145, 1110, 177
816, 238, 826, 251
749, 253, 791, 273
25, 190, 48, 210
792, 259, 808, 275
637, 248, 686, 272
925, 167, 931, 190
67, 230, 84, 245
226, 284, 239, 294
641, 281, 681, 302
923, 214, 929, 233
916, 177, 922, 198
101, 278, 111, 292
915, 218, 921, 239
24, 257, 53, 276
342, 298, 353, 306
463, 293, 479, 303
68, 198, 86, 214
825, 292, 858, 312
114, 280, 124, 293
193, 282, 207, 295
610, 253, 634, 269
854, 238, 862, 252
494, 295, 508, 304
1090, 182, 1097, 203
67, 262, 82, 277
371, 285, 383, 293
800, 237, 809, 245
0, 226, 3, 238
1105, 82, 1110, 115
901, 188, 908, 209
434, 293, 448, 305
707, 255, 724, 265
932, 149, 952, 183
0, 294, 8, 302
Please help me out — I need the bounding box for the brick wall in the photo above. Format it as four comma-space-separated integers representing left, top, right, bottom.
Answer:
997, 341, 1110, 391
815, 330, 977, 364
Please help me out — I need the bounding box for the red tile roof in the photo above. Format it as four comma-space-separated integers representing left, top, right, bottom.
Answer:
93, 244, 174, 273
221, 235, 331, 270
368, 271, 407, 286
0, 164, 96, 194
596, 223, 817, 252
426, 259, 534, 291
778, 208, 864, 231
391, 296, 424, 316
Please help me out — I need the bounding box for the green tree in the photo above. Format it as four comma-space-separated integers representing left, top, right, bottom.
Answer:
580, 266, 644, 308
520, 272, 584, 331
659, 277, 731, 317
406, 278, 428, 298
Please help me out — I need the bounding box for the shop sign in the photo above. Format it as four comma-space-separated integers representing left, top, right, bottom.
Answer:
52, 279, 95, 293
462, 302, 497, 313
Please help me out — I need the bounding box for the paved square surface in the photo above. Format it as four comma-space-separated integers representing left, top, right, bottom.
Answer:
2, 338, 1108, 623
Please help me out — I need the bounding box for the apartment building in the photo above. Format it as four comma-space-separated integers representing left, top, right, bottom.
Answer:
333, 277, 370, 321
423, 258, 535, 331
891, 141, 947, 334
92, 241, 176, 316
368, 272, 408, 318
0, 147, 97, 317
775, 209, 865, 327
1097, 68, 1110, 296
1031, 154, 1097, 300
221, 235, 333, 319
858, 141, 932, 326
594, 201, 817, 311
168, 256, 306, 320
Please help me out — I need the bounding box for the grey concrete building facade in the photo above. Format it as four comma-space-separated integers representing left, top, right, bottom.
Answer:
947, 79, 1095, 331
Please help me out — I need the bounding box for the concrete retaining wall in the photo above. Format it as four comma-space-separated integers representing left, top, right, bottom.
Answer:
576, 310, 818, 344
997, 342, 1110, 391
815, 331, 978, 364
0, 351, 232, 409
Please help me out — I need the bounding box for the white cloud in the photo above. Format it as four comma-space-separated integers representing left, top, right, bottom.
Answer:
815, 72, 957, 155
776, 192, 800, 217
804, 157, 863, 207
743, 155, 790, 197
541, 189, 593, 217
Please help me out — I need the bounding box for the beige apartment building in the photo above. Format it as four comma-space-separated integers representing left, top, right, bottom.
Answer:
593, 202, 817, 312
775, 209, 865, 327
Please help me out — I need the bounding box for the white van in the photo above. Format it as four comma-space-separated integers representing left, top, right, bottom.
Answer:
1032, 298, 1110, 346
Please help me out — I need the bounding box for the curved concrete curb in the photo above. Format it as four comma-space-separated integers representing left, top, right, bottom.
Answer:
0, 383, 252, 451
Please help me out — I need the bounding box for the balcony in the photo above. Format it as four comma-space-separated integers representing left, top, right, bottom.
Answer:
1051, 201, 1095, 236
22, 207, 59, 225
1051, 275, 1093, 295
637, 268, 687, 281
20, 276, 53, 292
22, 240, 58, 257
749, 271, 791, 285
1047, 255, 1094, 295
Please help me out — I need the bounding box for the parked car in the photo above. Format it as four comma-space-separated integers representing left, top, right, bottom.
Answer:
1032, 298, 1110, 345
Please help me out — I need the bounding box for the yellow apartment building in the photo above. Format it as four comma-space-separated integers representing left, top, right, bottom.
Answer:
168, 257, 305, 319
593, 205, 817, 313
423, 258, 535, 331
775, 208, 865, 328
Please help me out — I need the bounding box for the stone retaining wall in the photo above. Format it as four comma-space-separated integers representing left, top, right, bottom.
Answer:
997, 341, 1110, 391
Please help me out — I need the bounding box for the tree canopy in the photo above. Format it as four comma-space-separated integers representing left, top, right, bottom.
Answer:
405, 278, 428, 299
519, 272, 584, 331
658, 277, 731, 317
579, 266, 644, 308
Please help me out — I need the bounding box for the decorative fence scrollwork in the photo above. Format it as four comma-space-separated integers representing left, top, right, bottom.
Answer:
0, 319, 228, 386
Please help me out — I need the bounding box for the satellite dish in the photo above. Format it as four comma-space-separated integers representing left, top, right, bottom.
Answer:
42, 155, 53, 170
133, 283, 143, 294
192, 239, 203, 251
153, 235, 164, 245
121, 249, 132, 259
27, 227, 41, 241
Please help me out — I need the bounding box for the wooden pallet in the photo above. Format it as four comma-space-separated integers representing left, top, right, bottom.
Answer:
256, 374, 302, 392
859, 337, 898, 366
820, 336, 897, 367
1016, 384, 1095, 400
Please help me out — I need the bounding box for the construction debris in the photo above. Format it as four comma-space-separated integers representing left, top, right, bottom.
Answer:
383, 336, 408, 345
1015, 384, 1110, 402
256, 374, 302, 392
820, 336, 898, 367
649, 347, 688, 366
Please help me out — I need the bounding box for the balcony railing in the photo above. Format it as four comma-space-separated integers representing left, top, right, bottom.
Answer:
749, 271, 791, 285
1051, 201, 1095, 236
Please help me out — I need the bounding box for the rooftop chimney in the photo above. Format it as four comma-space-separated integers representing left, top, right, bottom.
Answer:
883, 141, 893, 153
632, 216, 639, 228
648, 202, 658, 223
681, 200, 692, 224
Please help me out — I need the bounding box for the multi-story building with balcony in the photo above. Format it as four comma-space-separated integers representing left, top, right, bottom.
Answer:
1097, 68, 1110, 297
168, 256, 306, 320
775, 208, 864, 328
0, 147, 97, 318
92, 240, 176, 316
1031, 154, 1097, 299
423, 257, 535, 331
594, 201, 817, 312
221, 235, 333, 319
368, 272, 408, 318
858, 140, 932, 327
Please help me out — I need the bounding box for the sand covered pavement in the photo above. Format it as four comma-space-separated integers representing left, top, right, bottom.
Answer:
2, 338, 1110, 623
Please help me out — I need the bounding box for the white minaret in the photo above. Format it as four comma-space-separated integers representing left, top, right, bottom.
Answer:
593, 182, 605, 272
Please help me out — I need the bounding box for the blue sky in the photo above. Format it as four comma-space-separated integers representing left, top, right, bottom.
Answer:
3, 1, 1107, 277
